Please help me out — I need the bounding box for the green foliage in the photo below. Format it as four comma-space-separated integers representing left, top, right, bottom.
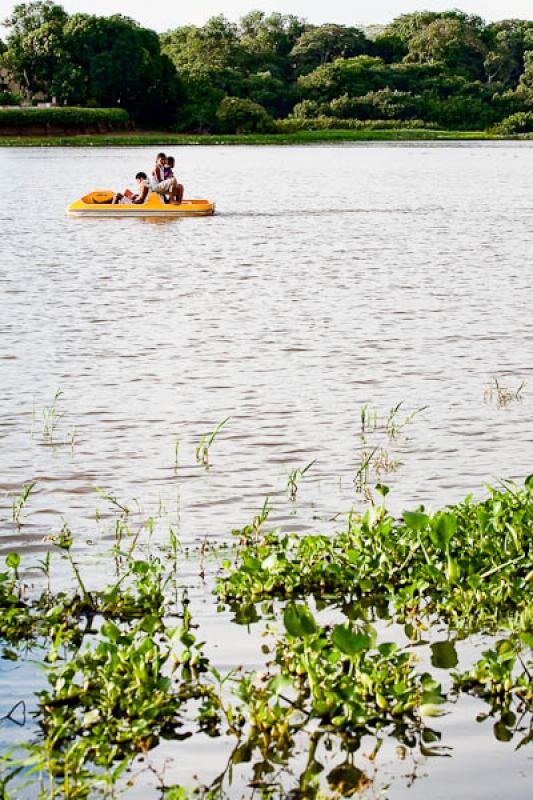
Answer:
0, 90, 22, 104
0, 106, 128, 130
1, 2, 179, 122
484, 19, 533, 87
216, 96, 274, 134
404, 17, 487, 80
276, 115, 437, 132
218, 478, 533, 634
290, 24, 370, 74
493, 110, 533, 134
4, 6, 533, 132
62, 13, 180, 122
1, 477, 531, 797
1, 1, 70, 100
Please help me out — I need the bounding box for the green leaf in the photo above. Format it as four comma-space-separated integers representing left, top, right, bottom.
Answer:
6, 553, 20, 571
420, 704, 446, 718
283, 603, 317, 638
403, 510, 430, 532
261, 554, 278, 572
269, 674, 293, 695
431, 640, 458, 669
332, 625, 371, 656
101, 622, 121, 642
82, 709, 101, 728
446, 555, 460, 583
493, 721, 513, 742
327, 764, 367, 794
377, 642, 398, 657
429, 513, 457, 550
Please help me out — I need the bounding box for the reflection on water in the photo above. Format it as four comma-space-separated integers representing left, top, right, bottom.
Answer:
0, 143, 532, 798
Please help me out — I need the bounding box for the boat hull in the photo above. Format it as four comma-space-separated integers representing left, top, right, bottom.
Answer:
67, 191, 215, 217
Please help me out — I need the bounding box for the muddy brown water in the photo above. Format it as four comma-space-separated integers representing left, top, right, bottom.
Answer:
0, 143, 532, 797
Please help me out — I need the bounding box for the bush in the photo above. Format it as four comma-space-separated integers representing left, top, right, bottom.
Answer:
491, 111, 533, 135
420, 94, 499, 129
275, 116, 438, 133
329, 89, 422, 120
216, 97, 275, 134
0, 90, 23, 105
0, 106, 129, 132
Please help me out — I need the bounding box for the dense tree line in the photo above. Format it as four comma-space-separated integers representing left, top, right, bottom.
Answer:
2, 2, 533, 132
0, 1, 180, 123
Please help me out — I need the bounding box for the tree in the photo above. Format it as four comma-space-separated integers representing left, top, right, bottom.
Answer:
240, 70, 293, 117
2, 1, 71, 99
484, 19, 533, 87
404, 17, 487, 80
2, 3, 180, 117
161, 17, 245, 130
297, 56, 388, 103
290, 24, 369, 73
240, 11, 305, 77
161, 16, 243, 75
62, 13, 180, 121
371, 32, 408, 63
386, 11, 485, 45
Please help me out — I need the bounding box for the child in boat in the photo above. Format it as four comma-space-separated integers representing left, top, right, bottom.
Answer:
112, 172, 150, 204
164, 157, 185, 204
164, 156, 175, 180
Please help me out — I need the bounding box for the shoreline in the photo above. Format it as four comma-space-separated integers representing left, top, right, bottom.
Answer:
0, 128, 513, 146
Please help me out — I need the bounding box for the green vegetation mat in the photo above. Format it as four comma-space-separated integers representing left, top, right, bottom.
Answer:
0, 476, 531, 798
0, 128, 500, 147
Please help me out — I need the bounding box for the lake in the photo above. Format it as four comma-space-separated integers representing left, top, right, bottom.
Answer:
0, 143, 532, 798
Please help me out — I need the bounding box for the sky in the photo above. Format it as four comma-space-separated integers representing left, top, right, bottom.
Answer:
1, 0, 532, 35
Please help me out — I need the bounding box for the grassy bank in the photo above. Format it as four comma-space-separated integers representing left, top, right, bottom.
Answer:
0, 128, 503, 146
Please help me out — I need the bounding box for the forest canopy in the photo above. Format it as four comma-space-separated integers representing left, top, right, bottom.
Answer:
2, 2, 533, 133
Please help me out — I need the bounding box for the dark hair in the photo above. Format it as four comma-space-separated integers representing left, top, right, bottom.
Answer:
156, 152, 166, 160
136, 171, 147, 180
167, 156, 175, 167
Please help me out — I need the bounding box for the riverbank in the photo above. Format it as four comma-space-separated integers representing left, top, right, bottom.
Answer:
0, 128, 504, 146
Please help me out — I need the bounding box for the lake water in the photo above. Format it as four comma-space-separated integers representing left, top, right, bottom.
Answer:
0, 143, 532, 797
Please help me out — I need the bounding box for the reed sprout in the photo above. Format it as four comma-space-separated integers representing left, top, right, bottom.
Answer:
12, 481, 36, 527
484, 376, 526, 407
287, 459, 316, 500
195, 417, 230, 466
41, 389, 64, 442
95, 486, 130, 516
354, 401, 426, 494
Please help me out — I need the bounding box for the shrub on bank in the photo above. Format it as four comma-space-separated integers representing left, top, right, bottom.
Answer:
491, 111, 533, 135
215, 97, 275, 134
275, 116, 439, 133
0, 91, 23, 105
0, 106, 130, 132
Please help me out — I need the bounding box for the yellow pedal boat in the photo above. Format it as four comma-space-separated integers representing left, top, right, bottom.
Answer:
67, 191, 215, 217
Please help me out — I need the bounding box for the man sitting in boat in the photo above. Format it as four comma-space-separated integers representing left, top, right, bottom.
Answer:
151, 152, 183, 204
112, 172, 150, 204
